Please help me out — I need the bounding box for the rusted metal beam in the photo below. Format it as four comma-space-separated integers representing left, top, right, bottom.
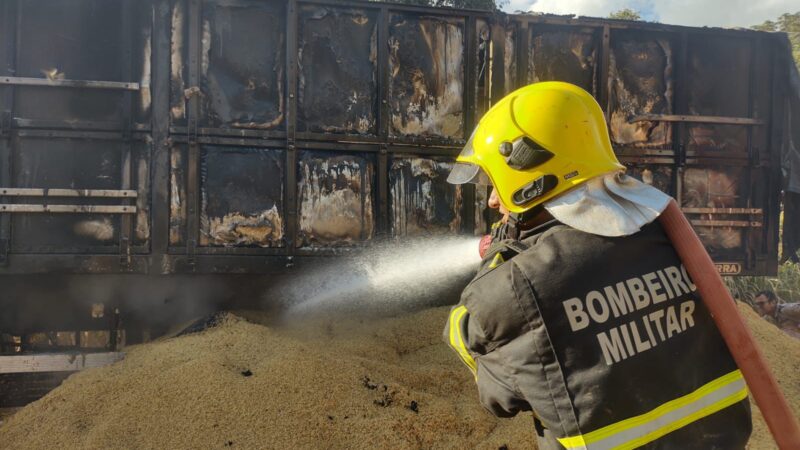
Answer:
0, 188, 137, 198
0, 76, 139, 91
285, 0, 299, 255
374, 5, 390, 237
489, 19, 506, 100
13, 118, 150, 132
629, 114, 765, 126
690, 220, 762, 228
0, 352, 124, 374
300, 0, 492, 16
170, 126, 287, 140
766, 38, 784, 271
0, 205, 137, 214
120, 0, 134, 270
682, 207, 762, 215
15, 129, 147, 141
673, 32, 688, 205
462, 15, 478, 235
465, 15, 477, 137
0, 0, 17, 265
151, 0, 173, 257
516, 20, 529, 88
599, 24, 610, 117
515, 13, 775, 39
185, 0, 202, 270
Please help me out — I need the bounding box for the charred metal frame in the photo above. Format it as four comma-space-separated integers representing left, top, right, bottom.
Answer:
0, 1, 17, 264
286, 0, 298, 260
0, 0, 787, 277
0, 76, 140, 91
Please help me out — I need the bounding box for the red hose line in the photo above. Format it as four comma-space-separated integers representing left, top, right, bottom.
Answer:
659, 199, 800, 449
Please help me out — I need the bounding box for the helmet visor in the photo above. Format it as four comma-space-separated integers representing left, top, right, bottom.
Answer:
447, 162, 485, 184
447, 130, 490, 185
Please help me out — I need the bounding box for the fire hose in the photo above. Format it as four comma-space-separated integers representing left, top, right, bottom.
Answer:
659, 199, 800, 449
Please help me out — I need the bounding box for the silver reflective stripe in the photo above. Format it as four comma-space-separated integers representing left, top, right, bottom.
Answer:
558, 371, 747, 450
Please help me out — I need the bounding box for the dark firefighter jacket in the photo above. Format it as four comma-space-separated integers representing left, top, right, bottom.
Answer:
444, 220, 752, 450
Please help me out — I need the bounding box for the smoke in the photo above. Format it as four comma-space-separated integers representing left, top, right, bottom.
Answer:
67, 275, 230, 330
0, 275, 235, 335
0, 238, 482, 335
272, 236, 482, 320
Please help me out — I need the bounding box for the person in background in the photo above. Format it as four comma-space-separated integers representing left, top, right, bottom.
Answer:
754, 290, 800, 339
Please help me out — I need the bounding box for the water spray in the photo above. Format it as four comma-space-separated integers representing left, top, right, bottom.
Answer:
275, 236, 482, 319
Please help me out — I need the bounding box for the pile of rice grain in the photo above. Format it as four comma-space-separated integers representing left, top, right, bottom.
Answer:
0, 308, 535, 449
0, 303, 797, 449
738, 303, 800, 450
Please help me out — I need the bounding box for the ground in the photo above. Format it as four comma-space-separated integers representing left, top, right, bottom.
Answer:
0, 303, 797, 449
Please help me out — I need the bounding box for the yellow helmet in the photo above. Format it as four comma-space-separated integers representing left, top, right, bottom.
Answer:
448, 82, 624, 214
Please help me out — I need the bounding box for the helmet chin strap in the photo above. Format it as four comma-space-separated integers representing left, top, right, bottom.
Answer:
504, 204, 545, 240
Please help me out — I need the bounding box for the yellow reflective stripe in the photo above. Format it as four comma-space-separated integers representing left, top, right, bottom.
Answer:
558, 370, 747, 450
618, 385, 747, 450
488, 252, 504, 269
448, 306, 477, 374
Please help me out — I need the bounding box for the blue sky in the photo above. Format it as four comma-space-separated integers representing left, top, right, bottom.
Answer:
502, 0, 798, 28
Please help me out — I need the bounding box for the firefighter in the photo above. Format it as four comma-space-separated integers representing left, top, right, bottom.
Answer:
754, 290, 800, 339
444, 82, 752, 449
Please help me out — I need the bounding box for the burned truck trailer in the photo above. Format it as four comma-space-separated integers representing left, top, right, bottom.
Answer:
0, 0, 797, 336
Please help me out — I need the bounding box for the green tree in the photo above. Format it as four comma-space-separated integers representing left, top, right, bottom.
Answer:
753, 12, 800, 71
608, 8, 642, 21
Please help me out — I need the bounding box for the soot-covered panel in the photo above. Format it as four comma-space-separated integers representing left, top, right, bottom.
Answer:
169, 146, 187, 246
528, 28, 597, 94
504, 26, 517, 94
624, 164, 673, 195
687, 36, 751, 154
170, 0, 189, 125
199, 0, 285, 129
199, 147, 284, 247
10, 138, 125, 252
609, 32, 673, 148
682, 166, 746, 255
14, 0, 149, 124
298, 152, 374, 248
388, 14, 465, 139
389, 157, 462, 237
298, 7, 377, 135
475, 19, 490, 116
133, 142, 151, 246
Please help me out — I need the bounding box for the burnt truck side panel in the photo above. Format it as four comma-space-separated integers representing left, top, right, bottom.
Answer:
0, 0, 790, 279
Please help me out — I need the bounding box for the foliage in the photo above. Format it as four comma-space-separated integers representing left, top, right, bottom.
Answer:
725, 261, 800, 307
752, 12, 800, 71
726, 209, 800, 307
608, 8, 642, 21
376, 0, 507, 11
